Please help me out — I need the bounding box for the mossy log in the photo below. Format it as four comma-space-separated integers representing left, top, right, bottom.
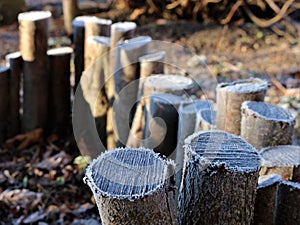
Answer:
241, 101, 295, 150
84, 148, 177, 225
178, 130, 261, 225
216, 78, 268, 135
0, 67, 9, 144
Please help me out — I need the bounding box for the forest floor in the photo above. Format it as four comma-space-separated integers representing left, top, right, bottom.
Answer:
0, 1, 300, 224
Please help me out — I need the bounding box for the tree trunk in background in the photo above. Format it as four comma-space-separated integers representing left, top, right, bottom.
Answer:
253, 174, 281, 225
216, 78, 267, 135
62, 0, 79, 35
241, 101, 295, 150
0, 67, 9, 144
5, 51, 22, 138
259, 145, 300, 182
107, 21, 136, 149
178, 130, 261, 225
84, 148, 177, 225
126, 51, 165, 148
47, 47, 73, 138
18, 11, 51, 133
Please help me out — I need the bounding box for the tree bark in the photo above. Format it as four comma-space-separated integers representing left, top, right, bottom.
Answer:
241, 101, 295, 150
253, 174, 281, 225
0, 67, 9, 144
126, 51, 165, 148
5, 51, 22, 138
178, 130, 261, 225
62, 0, 79, 35
259, 145, 300, 182
47, 47, 73, 138
18, 11, 51, 133
113, 36, 152, 147
84, 148, 177, 225
198, 108, 216, 131
274, 181, 300, 225
107, 22, 136, 149
216, 78, 268, 135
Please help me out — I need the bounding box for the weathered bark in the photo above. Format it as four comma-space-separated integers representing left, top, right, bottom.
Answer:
113, 36, 152, 147
18, 11, 51, 133
107, 21, 136, 150
84, 17, 111, 69
5, 51, 22, 138
259, 145, 300, 182
253, 174, 281, 225
274, 181, 300, 225
178, 130, 261, 225
241, 101, 295, 150
126, 51, 165, 148
81, 36, 110, 148
47, 47, 73, 138
62, 0, 79, 35
199, 108, 216, 131
216, 78, 268, 135
84, 148, 177, 225
0, 67, 9, 144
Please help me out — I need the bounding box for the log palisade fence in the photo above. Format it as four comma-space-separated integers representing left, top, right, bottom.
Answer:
1, 9, 299, 225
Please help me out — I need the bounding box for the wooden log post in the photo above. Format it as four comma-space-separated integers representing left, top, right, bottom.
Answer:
216, 78, 268, 135
107, 21, 136, 150
84, 17, 111, 69
47, 47, 73, 138
198, 108, 216, 131
241, 101, 295, 150
62, 0, 79, 35
253, 174, 281, 225
0, 67, 9, 144
126, 51, 166, 148
84, 148, 177, 225
178, 130, 261, 225
81, 36, 110, 148
113, 36, 152, 147
18, 11, 52, 133
274, 181, 300, 225
5, 51, 22, 138
259, 145, 300, 182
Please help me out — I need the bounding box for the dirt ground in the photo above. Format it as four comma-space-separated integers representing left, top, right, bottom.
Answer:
0, 2, 300, 224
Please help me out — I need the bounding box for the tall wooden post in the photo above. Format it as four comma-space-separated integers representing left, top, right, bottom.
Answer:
84, 148, 177, 225
0, 67, 9, 144
18, 11, 51, 133
5, 51, 22, 138
178, 130, 261, 225
259, 145, 300, 182
216, 78, 268, 135
62, 0, 79, 35
241, 101, 295, 150
47, 47, 73, 138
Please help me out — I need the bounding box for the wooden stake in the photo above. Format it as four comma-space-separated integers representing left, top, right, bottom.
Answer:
84, 148, 177, 225
253, 174, 281, 225
178, 130, 261, 225
216, 78, 268, 135
126, 51, 165, 148
47, 47, 73, 138
62, 0, 79, 35
241, 101, 295, 150
5, 51, 22, 138
0, 67, 9, 144
274, 181, 300, 225
259, 145, 300, 182
198, 108, 216, 131
18, 11, 51, 133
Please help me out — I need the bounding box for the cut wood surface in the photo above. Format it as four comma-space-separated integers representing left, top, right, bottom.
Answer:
178, 130, 261, 225
18, 11, 51, 133
253, 174, 282, 225
84, 148, 177, 225
259, 145, 300, 182
47, 47, 73, 138
0, 67, 9, 144
5, 51, 22, 138
216, 78, 268, 135
241, 101, 295, 150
